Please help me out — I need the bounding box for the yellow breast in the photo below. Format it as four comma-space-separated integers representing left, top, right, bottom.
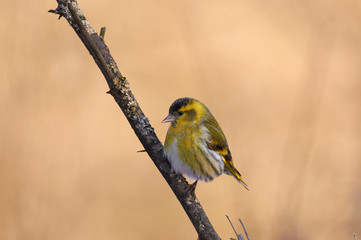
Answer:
164, 124, 224, 182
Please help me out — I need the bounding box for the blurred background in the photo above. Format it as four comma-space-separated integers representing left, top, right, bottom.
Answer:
1, 0, 360, 239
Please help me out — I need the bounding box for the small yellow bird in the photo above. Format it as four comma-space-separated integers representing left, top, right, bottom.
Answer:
162, 97, 248, 190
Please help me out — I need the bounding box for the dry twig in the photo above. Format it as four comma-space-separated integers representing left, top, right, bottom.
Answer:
49, 1, 220, 239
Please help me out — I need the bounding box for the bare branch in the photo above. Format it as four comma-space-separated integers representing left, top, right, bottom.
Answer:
49, 0, 220, 239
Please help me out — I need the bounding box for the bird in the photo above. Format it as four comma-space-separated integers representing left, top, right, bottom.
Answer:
162, 97, 248, 191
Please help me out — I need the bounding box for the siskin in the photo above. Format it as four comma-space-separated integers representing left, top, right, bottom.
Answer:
162, 97, 248, 190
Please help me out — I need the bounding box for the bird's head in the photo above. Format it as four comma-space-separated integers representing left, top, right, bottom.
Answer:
162, 97, 209, 127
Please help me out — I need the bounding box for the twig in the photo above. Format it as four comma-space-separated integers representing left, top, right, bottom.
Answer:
226, 215, 239, 239
49, 1, 220, 239
226, 215, 246, 240
239, 218, 250, 240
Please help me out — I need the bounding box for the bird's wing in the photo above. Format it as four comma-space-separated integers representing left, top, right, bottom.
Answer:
203, 116, 233, 162
204, 116, 249, 190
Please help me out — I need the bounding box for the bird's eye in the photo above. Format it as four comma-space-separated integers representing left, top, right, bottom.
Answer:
178, 111, 184, 116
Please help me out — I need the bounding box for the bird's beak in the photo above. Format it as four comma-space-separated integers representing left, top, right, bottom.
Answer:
162, 114, 176, 123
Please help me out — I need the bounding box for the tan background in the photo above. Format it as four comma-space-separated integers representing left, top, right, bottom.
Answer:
1, 0, 360, 239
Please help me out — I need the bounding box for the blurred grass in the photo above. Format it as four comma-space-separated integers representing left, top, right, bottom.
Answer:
1, 0, 360, 239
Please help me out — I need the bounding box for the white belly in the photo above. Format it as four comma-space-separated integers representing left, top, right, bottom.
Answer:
164, 137, 224, 182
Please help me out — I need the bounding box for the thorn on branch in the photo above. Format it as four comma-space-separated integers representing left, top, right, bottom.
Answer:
100, 27, 106, 39
106, 88, 115, 95
48, 0, 71, 20
48, 9, 64, 20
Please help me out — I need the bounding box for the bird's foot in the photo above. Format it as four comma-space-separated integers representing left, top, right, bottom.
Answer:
185, 180, 198, 196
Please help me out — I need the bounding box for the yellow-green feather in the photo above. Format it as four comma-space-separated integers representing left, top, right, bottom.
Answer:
165, 123, 223, 181
204, 113, 249, 190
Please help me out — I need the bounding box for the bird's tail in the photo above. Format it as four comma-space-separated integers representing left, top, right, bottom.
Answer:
224, 161, 249, 190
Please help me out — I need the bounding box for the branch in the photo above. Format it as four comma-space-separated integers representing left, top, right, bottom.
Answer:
49, 1, 220, 239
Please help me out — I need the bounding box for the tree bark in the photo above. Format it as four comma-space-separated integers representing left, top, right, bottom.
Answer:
49, 1, 220, 239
